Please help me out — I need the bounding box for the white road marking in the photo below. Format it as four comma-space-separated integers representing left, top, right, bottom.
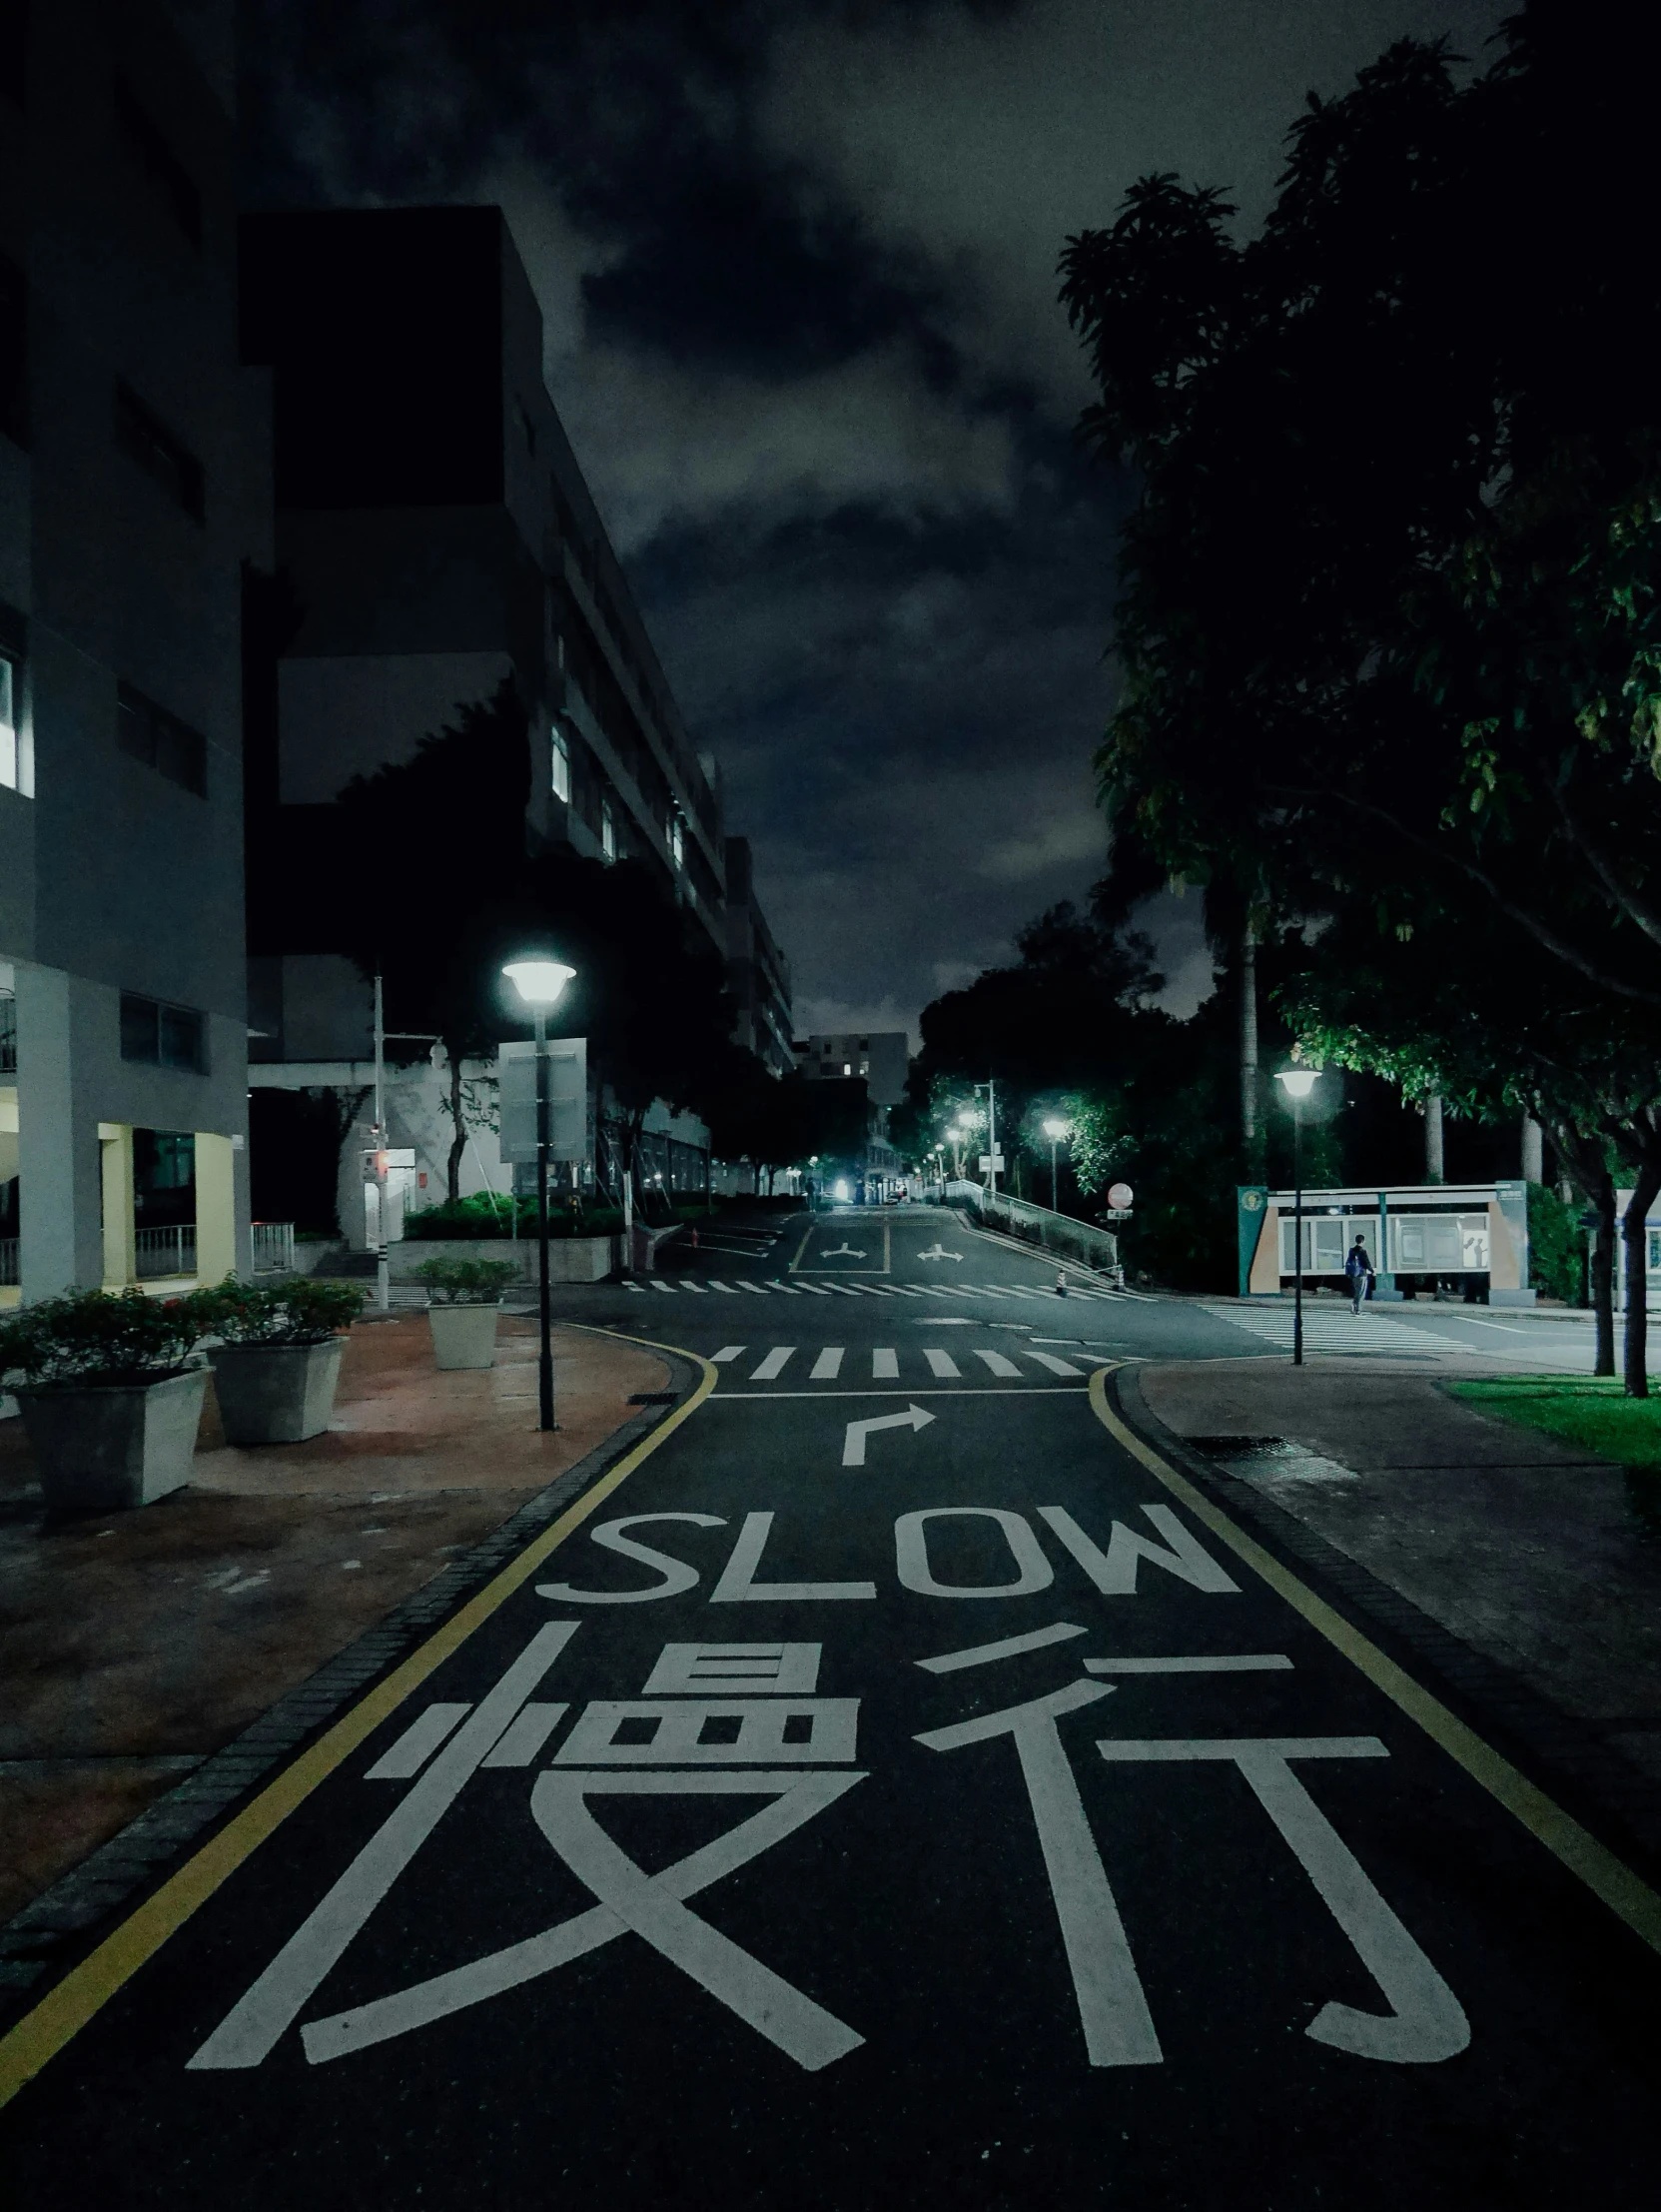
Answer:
736, 1280, 769, 1294
302, 1772, 868, 2071
554, 1697, 859, 1765
623, 1283, 647, 1294
1038, 1504, 1241, 1597
895, 1508, 1054, 1598
1084, 1655, 1292, 1674
536, 1513, 727, 1605
827, 1284, 862, 1298
974, 1350, 1022, 1378
842, 1404, 935, 1468
650, 1281, 676, 1294
924, 1349, 962, 1378
751, 1347, 796, 1380
365, 1702, 472, 1780
681, 1280, 709, 1293
641, 1643, 822, 1695
796, 1282, 832, 1295
1027, 1351, 1086, 1377
917, 1623, 1090, 1673
190, 1624, 580, 2070
479, 1702, 569, 1768
810, 1348, 845, 1379
918, 1681, 1161, 2068
710, 1511, 877, 1602
712, 1346, 745, 1363
1095, 1739, 1469, 2062
769, 1282, 804, 1296
707, 1280, 737, 1293
873, 1348, 899, 1378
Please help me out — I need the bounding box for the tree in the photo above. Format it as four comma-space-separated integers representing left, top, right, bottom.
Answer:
1058, 3, 1661, 1386
336, 679, 740, 1205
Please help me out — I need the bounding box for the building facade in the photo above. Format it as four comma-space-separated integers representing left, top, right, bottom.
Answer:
724, 836, 793, 1078
795, 1031, 910, 1108
0, 0, 255, 1305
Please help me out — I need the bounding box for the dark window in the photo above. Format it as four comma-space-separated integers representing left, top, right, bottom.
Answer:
117, 682, 208, 796
120, 993, 206, 1073
114, 73, 201, 248
0, 250, 25, 450
114, 381, 204, 523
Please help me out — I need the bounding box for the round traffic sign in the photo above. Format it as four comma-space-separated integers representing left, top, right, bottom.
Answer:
1107, 1181, 1134, 1210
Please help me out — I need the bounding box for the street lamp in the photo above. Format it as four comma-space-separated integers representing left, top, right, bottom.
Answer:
1042, 1117, 1070, 1213
1274, 1066, 1319, 1367
503, 956, 576, 1431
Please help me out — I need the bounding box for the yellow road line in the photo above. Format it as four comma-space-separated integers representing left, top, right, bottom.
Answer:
1088, 1366, 1661, 1956
0, 1333, 716, 2112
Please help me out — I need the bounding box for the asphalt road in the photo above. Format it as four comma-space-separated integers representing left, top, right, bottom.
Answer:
1, 1207, 1653, 2205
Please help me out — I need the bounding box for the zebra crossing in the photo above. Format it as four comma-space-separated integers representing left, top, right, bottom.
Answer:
707, 1343, 1098, 1383
1200, 1300, 1506, 1361
621, 1277, 1147, 1302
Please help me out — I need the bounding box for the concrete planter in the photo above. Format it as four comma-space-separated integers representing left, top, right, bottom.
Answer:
391, 1237, 618, 1286
428, 1303, 500, 1370
208, 1337, 346, 1445
15, 1367, 209, 1513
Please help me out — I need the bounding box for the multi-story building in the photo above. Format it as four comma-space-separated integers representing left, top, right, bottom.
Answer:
724, 837, 793, 1078
0, 0, 255, 1305
795, 1031, 910, 1108
238, 205, 730, 1058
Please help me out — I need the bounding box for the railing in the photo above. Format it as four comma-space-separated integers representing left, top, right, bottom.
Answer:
251, 1221, 297, 1274
0, 1238, 16, 1286
136, 1225, 197, 1279
945, 1181, 1122, 1278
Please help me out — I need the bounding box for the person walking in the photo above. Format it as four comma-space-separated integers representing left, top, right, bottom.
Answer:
1344, 1235, 1375, 1314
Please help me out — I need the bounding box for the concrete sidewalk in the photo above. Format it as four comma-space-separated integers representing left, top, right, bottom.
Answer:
0, 1315, 668, 1922
1135, 1358, 1661, 1805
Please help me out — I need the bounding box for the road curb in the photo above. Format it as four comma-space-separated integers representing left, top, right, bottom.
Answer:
0, 1339, 706, 2034
947, 1207, 1124, 1290
1107, 1360, 1661, 1892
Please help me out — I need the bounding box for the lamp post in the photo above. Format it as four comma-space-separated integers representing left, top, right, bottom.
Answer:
1274, 1066, 1318, 1367
1042, 1117, 1069, 1212
503, 957, 576, 1431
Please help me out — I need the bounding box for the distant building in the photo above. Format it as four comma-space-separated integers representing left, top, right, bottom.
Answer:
1, 0, 257, 1304
724, 837, 793, 1078
795, 1031, 910, 1108
238, 204, 731, 1061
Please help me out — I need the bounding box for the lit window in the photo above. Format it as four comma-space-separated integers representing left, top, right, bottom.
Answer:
550, 724, 570, 802
0, 651, 16, 790
669, 814, 684, 869
601, 800, 616, 861
843, 1062, 851, 1076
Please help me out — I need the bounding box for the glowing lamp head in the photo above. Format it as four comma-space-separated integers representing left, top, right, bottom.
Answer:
1042, 1117, 1069, 1140
1274, 1066, 1318, 1101
502, 958, 575, 1009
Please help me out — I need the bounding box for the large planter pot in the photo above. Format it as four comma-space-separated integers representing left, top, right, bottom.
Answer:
208, 1337, 347, 1445
15, 1366, 209, 1513
427, 1303, 500, 1371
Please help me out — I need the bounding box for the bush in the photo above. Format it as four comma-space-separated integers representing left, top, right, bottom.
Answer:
414, 1254, 519, 1304
403, 1194, 629, 1240
0, 1287, 211, 1389
1527, 1181, 1584, 1304
202, 1277, 364, 1345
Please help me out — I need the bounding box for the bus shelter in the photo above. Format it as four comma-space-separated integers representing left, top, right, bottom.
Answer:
1237, 1182, 1533, 1305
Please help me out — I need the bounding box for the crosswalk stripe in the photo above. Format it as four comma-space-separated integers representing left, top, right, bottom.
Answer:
682, 1280, 708, 1293
924, 1349, 961, 1378
650, 1281, 676, 1293
623, 1282, 647, 1294
1026, 1350, 1085, 1376
707, 1280, 736, 1292
712, 1346, 744, 1363
751, 1347, 795, 1380
796, 1283, 832, 1295
810, 1348, 845, 1379
973, 1349, 1022, 1377
769, 1282, 803, 1295
827, 1284, 861, 1297
873, 1349, 899, 1378
736, 1280, 769, 1293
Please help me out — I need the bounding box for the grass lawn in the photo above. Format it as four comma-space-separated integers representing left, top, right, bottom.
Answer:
1446, 1375, 1661, 1470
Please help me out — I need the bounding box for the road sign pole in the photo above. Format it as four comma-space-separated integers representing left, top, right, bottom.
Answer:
1292, 1100, 1304, 1368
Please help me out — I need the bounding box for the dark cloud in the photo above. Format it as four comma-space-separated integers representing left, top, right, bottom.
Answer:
245, 0, 1510, 1038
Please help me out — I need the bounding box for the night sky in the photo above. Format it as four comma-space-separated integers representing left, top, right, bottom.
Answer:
245, 0, 1509, 1041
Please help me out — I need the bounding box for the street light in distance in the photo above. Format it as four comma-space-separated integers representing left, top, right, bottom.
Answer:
1042, 1116, 1070, 1212
1273, 1065, 1319, 1367
503, 956, 576, 1431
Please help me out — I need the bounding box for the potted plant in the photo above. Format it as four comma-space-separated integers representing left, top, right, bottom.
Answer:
0, 1287, 213, 1512
415, 1254, 517, 1370
200, 1278, 364, 1445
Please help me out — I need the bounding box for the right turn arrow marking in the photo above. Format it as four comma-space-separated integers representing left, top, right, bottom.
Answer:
842, 1404, 936, 1468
